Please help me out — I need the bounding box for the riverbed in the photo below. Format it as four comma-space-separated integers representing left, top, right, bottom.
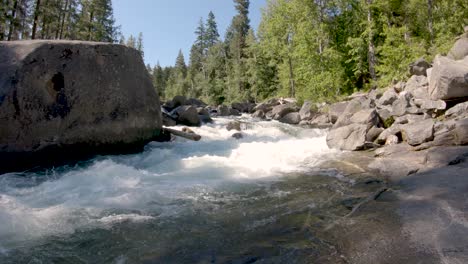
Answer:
0, 116, 385, 263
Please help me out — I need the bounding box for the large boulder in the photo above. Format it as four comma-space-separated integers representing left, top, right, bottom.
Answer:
175, 106, 201, 126
299, 101, 314, 120
232, 102, 255, 113
270, 103, 298, 120
409, 57, 431, 76
279, 112, 301, 125
445, 102, 468, 120
448, 33, 468, 60
428, 55, 468, 100
326, 124, 368, 151
401, 119, 435, 146
377, 89, 398, 106
328, 101, 349, 124
0, 41, 162, 172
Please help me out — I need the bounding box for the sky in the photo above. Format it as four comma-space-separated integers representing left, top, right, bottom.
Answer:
113, 0, 268, 68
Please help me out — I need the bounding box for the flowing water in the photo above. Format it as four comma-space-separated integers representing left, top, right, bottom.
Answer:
0, 117, 383, 263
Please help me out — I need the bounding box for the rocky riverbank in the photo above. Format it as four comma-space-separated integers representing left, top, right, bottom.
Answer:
158, 32, 468, 263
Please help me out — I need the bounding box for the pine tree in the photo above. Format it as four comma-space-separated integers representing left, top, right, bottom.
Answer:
136, 32, 144, 57
205, 11, 219, 48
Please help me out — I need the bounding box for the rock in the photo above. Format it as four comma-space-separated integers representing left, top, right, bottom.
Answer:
231, 132, 243, 139
226, 121, 241, 131
162, 114, 177, 127
366, 126, 384, 142
412, 98, 446, 111
172, 95, 187, 107
232, 102, 255, 113
0, 40, 162, 172
376, 124, 403, 145
299, 101, 314, 120
445, 102, 468, 119
197, 107, 209, 116
197, 107, 212, 123
217, 105, 230, 116
270, 103, 298, 120
454, 118, 468, 145
349, 109, 381, 128
426, 68, 433, 84
428, 55, 468, 100
401, 119, 435, 146
176, 106, 201, 126
385, 134, 400, 145
328, 101, 349, 124
394, 114, 428, 125
333, 99, 367, 128
186, 98, 206, 107
391, 92, 413, 117
326, 124, 369, 151
405, 75, 429, 99
448, 34, 468, 60
409, 57, 431, 76
229, 108, 241, 116
376, 108, 392, 123
378, 89, 398, 106
279, 112, 301, 125
394, 81, 406, 93
252, 110, 265, 119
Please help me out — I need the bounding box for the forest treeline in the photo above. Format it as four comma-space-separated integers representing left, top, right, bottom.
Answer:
0, 0, 120, 42
2, 0, 467, 105
149, 0, 467, 105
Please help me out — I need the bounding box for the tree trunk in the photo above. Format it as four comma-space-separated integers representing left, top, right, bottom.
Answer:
7, 0, 18, 41
88, 10, 94, 41
288, 56, 295, 97
0, 0, 11, 40
59, 0, 69, 39
427, 0, 434, 45
367, 0, 377, 82
40, 0, 49, 39
31, 0, 41, 39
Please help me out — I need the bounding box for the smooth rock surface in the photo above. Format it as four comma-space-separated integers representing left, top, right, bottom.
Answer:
429, 55, 468, 100
0, 40, 162, 171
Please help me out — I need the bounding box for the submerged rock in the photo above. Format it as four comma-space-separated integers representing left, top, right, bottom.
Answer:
0, 40, 162, 172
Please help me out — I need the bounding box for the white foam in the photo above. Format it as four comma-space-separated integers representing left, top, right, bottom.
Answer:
0, 117, 337, 246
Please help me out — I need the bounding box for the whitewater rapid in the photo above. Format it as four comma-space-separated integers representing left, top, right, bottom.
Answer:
0, 116, 338, 253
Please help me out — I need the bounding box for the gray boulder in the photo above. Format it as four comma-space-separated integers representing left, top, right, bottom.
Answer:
299, 101, 314, 120
366, 126, 384, 142
232, 102, 255, 113
172, 95, 187, 108
333, 99, 367, 128
326, 124, 368, 151
328, 101, 349, 124
445, 102, 468, 119
231, 132, 243, 140
448, 33, 468, 60
162, 114, 177, 127
401, 119, 435, 146
217, 105, 230, 116
378, 89, 398, 106
376, 124, 403, 145
186, 98, 207, 107
391, 92, 413, 117
412, 98, 446, 111
229, 108, 241, 116
349, 109, 381, 128
405, 75, 429, 100
0, 41, 161, 156
394, 114, 428, 125
226, 121, 241, 131
279, 112, 301, 125
176, 106, 201, 126
428, 55, 468, 100
409, 57, 431, 76
270, 103, 298, 120
454, 118, 468, 145
252, 110, 265, 119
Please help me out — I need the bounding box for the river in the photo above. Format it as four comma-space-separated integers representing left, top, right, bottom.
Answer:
0, 116, 384, 263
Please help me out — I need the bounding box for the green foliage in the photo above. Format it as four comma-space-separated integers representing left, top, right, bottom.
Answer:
155, 0, 467, 105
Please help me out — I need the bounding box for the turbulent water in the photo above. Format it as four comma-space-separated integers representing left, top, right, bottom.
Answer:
0, 116, 379, 263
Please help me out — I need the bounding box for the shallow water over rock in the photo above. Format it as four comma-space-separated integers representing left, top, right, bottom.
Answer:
0, 117, 385, 263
